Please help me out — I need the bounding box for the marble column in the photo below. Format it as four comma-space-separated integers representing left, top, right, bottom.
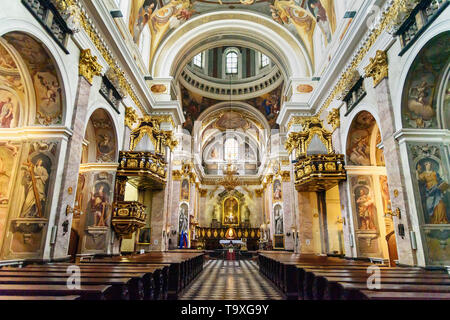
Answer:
297, 192, 316, 254
338, 182, 355, 258
150, 187, 168, 251
50, 76, 93, 260
373, 78, 416, 265
282, 178, 294, 250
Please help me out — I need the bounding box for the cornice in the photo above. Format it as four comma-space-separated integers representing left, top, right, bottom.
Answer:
79, 162, 119, 172
0, 126, 73, 140
394, 128, 450, 143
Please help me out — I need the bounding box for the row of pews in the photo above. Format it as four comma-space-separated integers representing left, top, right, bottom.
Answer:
258, 252, 450, 300
0, 251, 204, 300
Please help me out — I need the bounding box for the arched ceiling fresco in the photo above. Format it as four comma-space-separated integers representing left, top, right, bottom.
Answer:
129, 0, 336, 66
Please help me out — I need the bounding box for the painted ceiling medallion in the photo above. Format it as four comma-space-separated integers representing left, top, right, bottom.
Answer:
150, 84, 167, 94
214, 111, 250, 130
296, 84, 314, 93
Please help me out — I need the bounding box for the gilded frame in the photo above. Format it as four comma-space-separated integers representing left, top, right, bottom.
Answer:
222, 196, 240, 226
180, 178, 190, 201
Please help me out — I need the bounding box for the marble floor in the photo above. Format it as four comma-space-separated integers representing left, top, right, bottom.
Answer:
179, 259, 284, 300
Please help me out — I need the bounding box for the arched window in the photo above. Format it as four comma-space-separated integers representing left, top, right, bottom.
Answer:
193, 53, 203, 68
226, 51, 238, 74
224, 138, 239, 161
261, 53, 270, 68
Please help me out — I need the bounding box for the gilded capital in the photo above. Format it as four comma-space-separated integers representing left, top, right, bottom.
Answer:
364, 50, 388, 87
79, 49, 102, 84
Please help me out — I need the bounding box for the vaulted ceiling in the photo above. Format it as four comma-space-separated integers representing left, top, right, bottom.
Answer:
130, 0, 337, 73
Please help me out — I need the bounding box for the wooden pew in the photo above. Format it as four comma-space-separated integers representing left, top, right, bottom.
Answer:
258, 252, 450, 300
317, 274, 450, 300
88, 252, 204, 299
59, 263, 169, 300
300, 266, 427, 300
0, 284, 112, 300
11, 264, 162, 300
338, 282, 450, 300
258, 252, 375, 299
0, 295, 81, 300
0, 269, 147, 300
0, 276, 133, 300
358, 290, 450, 300
299, 266, 448, 300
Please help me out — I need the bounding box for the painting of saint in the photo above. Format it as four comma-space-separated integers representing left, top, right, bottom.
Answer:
259, 93, 280, 127
0, 90, 18, 128
416, 159, 449, 224
406, 78, 436, 128
273, 179, 282, 202
0, 146, 16, 203
274, 205, 284, 234
3, 32, 62, 125
355, 185, 376, 230
0, 44, 17, 69
346, 111, 377, 166
138, 228, 151, 244
88, 182, 110, 227
402, 32, 450, 129
348, 135, 370, 165
20, 156, 51, 218
74, 174, 86, 216
379, 176, 391, 215
210, 147, 218, 160
181, 179, 190, 201
130, 0, 155, 43
97, 132, 113, 154
306, 0, 332, 43
223, 197, 239, 225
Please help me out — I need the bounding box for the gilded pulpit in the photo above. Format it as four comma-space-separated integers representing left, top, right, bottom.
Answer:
112, 116, 177, 238
285, 117, 346, 192
285, 117, 347, 255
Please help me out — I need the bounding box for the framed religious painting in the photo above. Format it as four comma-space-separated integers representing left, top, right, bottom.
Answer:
180, 178, 190, 201
273, 234, 285, 250
137, 227, 151, 244
273, 179, 282, 202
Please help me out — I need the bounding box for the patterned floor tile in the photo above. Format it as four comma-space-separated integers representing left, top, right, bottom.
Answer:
179, 259, 284, 300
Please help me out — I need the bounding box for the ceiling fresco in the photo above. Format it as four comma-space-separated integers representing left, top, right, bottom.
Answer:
128, 0, 336, 65
180, 82, 283, 132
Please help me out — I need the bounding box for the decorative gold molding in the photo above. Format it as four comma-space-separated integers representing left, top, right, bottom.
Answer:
281, 171, 291, 182
364, 50, 389, 87
151, 115, 176, 129
199, 188, 208, 197
327, 108, 340, 132
129, 116, 178, 153
61, 1, 147, 114
316, 0, 410, 117
287, 116, 305, 132
255, 189, 263, 197
125, 107, 138, 129
173, 161, 196, 183
285, 117, 333, 158
78, 49, 102, 84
